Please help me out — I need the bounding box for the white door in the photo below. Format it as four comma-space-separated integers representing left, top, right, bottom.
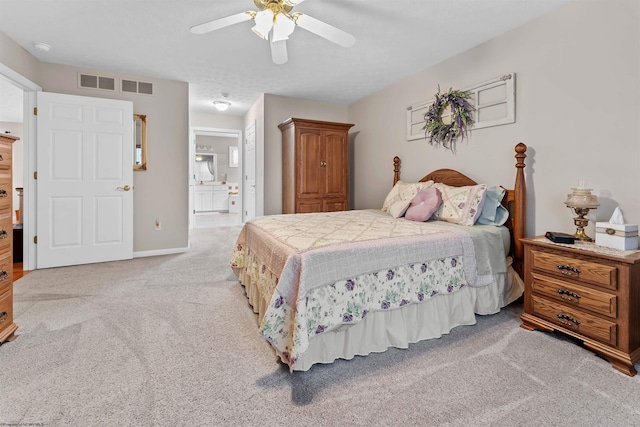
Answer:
36, 92, 133, 268
244, 121, 256, 221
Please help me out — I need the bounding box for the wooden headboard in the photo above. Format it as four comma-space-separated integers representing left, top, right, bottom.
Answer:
392, 143, 527, 277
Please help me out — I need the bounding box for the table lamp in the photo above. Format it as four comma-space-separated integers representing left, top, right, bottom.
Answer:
564, 181, 599, 241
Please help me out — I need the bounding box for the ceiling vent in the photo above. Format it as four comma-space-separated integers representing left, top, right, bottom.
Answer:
121, 79, 153, 95
78, 73, 116, 91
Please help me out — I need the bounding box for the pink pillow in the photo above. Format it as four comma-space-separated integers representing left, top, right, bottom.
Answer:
405, 188, 442, 222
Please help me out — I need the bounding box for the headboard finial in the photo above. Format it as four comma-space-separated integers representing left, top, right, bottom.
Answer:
515, 143, 527, 168
393, 156, 401, 185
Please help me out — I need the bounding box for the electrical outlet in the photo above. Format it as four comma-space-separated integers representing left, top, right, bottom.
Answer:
155, 219, 161, 230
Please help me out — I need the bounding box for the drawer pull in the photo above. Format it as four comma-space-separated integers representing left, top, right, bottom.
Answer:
0, 270, 8, 281
0, 154, 3, 161
0, 189, 6, 199
0, 229, 7, 240
557, 313, 581, 326
556, 264, 580, 276
0, 311, 7, 323
557, 288, 581, 301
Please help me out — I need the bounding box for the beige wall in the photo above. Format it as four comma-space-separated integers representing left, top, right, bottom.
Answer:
190, 111, 243, 130
0, 31, 40, 83
348, 0, 640, 238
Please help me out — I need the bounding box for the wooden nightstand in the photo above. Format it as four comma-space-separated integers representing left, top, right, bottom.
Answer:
520, 237, 640, 376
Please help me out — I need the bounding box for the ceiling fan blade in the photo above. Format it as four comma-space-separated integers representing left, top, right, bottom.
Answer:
294, 14, 355, 48
270, 40, 288, 65
190, 11, 253, 35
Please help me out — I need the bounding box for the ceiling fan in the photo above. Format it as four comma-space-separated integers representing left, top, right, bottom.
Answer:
190, 0, 355, 65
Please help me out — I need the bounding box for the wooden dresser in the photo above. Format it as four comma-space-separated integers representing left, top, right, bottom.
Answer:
0, 133, 17, 344
520, 237, 640, 376
279, 118, 354, 214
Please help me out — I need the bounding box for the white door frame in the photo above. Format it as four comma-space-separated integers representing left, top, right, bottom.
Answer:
188, 126, 242, 231
0, 63, 41, 271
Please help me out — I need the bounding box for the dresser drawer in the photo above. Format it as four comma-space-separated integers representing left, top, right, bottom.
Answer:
0, 286, 12, 331
531, 250, 617, 290
0, 144, 12, 170
532, 294, 617, 346
0, 178, 10, 213
531, 273, 617, 318
0, 212, 11, 255
0, 251, 11, 293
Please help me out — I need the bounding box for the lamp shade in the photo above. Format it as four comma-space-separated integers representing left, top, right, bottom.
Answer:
272, 13, 295, 42
252, 9, 274, 40
564, 188, 599, 209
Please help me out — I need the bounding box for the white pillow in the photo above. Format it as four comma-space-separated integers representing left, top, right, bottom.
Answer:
388, 199, 412, 218
432, 183, 488, 226
382, 180, 434, 212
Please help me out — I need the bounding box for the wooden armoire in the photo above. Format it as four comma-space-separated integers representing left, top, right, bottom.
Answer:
279, 118, 354, 214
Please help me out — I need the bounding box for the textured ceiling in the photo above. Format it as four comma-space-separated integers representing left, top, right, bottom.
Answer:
0, 0, 568, 120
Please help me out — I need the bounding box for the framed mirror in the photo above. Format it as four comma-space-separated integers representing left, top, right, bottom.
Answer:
134, 114, 147, 170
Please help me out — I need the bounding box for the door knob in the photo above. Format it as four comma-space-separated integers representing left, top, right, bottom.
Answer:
116, 185, 131, 191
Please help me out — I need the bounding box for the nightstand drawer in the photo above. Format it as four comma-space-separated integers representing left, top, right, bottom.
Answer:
531, 273, 617, 318
532, 250, 617, 290
532, 295, 617, 346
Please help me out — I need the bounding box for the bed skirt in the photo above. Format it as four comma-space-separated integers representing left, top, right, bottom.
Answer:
237, 262, 524, 371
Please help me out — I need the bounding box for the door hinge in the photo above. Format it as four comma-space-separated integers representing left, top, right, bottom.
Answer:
33, 107, 38, 115
34, 171, 38, 180
34, 235, 38, 244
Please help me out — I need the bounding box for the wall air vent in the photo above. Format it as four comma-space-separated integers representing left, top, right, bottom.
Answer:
121, 79, 153, 96
78, 73, 116, 91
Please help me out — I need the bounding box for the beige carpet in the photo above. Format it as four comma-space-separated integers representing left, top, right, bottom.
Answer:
1, 225, 639, 426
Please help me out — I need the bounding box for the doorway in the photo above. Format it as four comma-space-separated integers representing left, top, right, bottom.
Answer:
0, 64, 39, 271
189, 126, 243, 230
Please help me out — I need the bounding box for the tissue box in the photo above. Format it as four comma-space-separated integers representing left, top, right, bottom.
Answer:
595, 222, 639, 250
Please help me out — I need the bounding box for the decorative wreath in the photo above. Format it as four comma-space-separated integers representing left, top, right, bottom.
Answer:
424, 87, 475, 153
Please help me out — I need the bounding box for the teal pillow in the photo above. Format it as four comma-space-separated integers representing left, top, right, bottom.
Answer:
476, 185, 509, 226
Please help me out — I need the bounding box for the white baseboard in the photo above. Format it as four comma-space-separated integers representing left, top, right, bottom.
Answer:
133, 246, 189, 258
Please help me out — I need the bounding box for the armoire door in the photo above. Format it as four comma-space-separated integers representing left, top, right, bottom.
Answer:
323, 130, 348, 199
296, 128, 323, 199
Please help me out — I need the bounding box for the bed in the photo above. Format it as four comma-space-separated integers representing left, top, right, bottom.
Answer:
231, 143, 527, 371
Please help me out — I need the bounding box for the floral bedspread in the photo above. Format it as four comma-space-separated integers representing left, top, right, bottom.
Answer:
230, 210, 497, 370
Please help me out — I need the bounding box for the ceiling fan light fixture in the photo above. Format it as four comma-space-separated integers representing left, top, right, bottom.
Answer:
213, 101, 231, 112
272, 13, 295, 42
251, 9, 274, 40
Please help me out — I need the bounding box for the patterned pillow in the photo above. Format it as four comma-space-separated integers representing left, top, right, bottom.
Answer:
381, 180, 434, 212
432, 183, 488, 226
388, 199, 412, 218
405, 188, 442, 222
